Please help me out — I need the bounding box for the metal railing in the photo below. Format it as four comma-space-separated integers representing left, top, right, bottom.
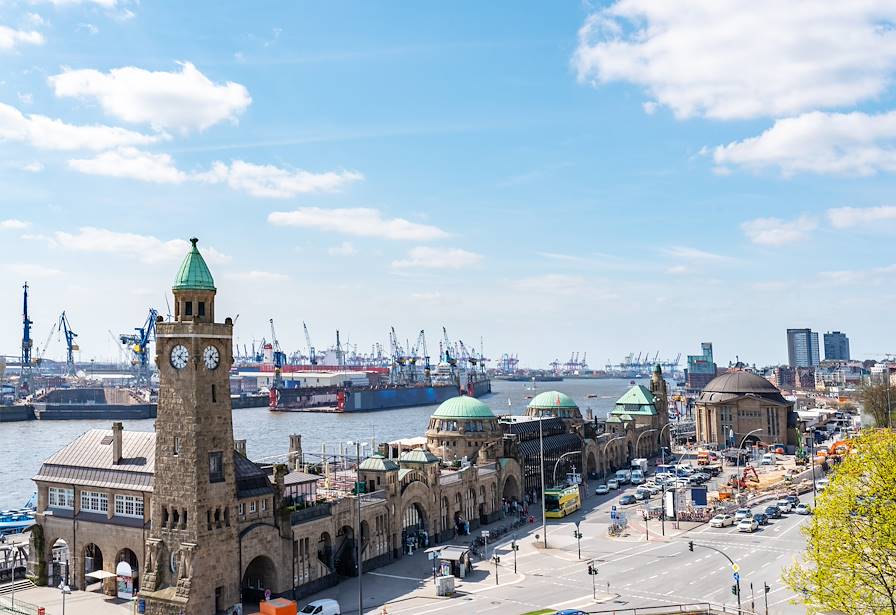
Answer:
289, 502, 332, 525
0, 595, 40, 615
588, 602, 761, 615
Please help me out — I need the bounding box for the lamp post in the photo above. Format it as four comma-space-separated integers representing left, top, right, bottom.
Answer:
552, 451, 583, 486
635, 428, 657, 461
808, 429, 817, 507
601, 436, 625, 481
659, 423, 673, 463
735, 429, 763, 497
347, 440, 369, 615
539, 417, 547, 549
58, 582, 71, 615
688, 540, 741, 614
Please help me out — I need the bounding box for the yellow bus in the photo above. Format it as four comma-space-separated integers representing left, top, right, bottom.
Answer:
544, 485, 581, 518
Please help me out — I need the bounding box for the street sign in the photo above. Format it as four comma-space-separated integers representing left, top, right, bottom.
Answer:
482, 530, 490, 537
732, 563, 740, 573
733, 572, 740, 582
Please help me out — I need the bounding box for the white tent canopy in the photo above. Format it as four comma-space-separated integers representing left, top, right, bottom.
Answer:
85, 569, 116, 580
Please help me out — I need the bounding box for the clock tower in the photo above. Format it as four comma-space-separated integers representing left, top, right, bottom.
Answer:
141, 238, 239, 615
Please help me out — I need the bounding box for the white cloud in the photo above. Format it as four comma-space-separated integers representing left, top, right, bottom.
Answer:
21, 162, 43, 172
0, 26, 44, 50
0, 263, 61, 277
268, 208, 448, 241
49, 62, 251, 133
573, 2, 896, 120
661, 246, 731, 262
0, 101, 161, 150
77, 23, 98, 35
26, 14, 45, 27
710, 111, 896, 176
741, 215, 817, 246
0, 219, 30, 229
511, 274, 587, 296
199, 161, 362, 198
666, 265, 688, 275
68, 147, 187, 183
411, 291, 442, 303
52, 227, 230, 265
328, 241, 356, 256
391, 246, 482, 269
827, 205, 896, 229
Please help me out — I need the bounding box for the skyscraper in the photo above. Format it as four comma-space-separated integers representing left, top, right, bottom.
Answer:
823, 331, 850, 361
686, 342, 717, 392
787, 328, 820, 368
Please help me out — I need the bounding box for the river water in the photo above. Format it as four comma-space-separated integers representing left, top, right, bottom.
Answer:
0, 378, 644, 510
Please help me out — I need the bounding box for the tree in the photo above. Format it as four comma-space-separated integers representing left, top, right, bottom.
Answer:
859, 383, 896, 428
784, 429, 896, 614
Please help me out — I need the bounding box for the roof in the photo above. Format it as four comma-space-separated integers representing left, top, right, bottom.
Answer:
698, 371, 788, 404
233, 451, 274, 498
283, 470, 320, 486
173, 238, 216, 291
359, 453, 399, 472
610, 385, 657, 416
518, 432, 582, 457
432, 395, 495, 419
527, 391, 578, 410
436, 546, 470, 561
399, 448, 440, 464
34, 429, 155, 492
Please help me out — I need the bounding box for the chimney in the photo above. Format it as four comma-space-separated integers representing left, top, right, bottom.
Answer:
288, 434, 303, 470
234, 439, 247, 456
112, 422, 123, 465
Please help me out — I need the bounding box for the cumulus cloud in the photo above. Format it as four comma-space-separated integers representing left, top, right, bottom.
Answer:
68, 147, 187, 183
573, 1, 896, 120
0, 219, 30, 229
49, 62, 251, 133
827, 205, 896, 229
391, 246, 482, 269
710, 111, 896, 176
741, 216, 817, 246
0, 26, 44, 50
328, 241, 356, 256
0, 101, 161, 150
268, 208, 448, 241
198, 161, 362, 198
51, 227, 230, 265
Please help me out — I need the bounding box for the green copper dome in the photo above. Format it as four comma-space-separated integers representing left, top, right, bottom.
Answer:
432, 395, 495, 419
173, 238, 216, 291
527, 391, 578, 410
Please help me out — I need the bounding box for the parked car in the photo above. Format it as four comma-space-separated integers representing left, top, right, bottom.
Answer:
619, 495, 637, 505
607, 478, 620, 489
554, 611, 589, 615
646, 484, 661, 495
816, 478, 830, 492
776, 499, 794, 513
753, 512, 769, 525
595, 484, 610, 495
301, 599, 341, 615
795, 503, 812, 515
764, 505, 782, 519
734, 508, 753, 521
634, 488, 651, 501
737, 518, 759, 533
710, 513, 735, 528
785, 495, 800, 506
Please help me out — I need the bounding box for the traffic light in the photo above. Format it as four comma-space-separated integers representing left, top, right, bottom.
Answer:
688, 541, 694, 552
587, 564, 594, 575
731, 585, 738, 596
765, 583, 771, 594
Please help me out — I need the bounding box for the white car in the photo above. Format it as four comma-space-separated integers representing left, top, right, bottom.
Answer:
816, 478, 830, 492
595, 484, 610, 495
737, 518, 759, 533
301, 599, 341, 615
710, 513, 735, 528
607, 478, 620, 490
734, 508, 753, 521
795, 503, 812, 515
776, 499, 793, 513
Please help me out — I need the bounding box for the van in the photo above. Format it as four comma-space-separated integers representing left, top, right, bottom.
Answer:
630, 470, 644, 484
301, 599, 341, 615
761, 453, 775, 465
616, 469, 632, 484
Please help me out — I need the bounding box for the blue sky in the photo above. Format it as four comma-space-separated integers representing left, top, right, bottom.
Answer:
1, 1, 896, 368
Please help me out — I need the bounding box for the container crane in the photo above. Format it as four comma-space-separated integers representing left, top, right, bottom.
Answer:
441, 327, 457, 366
269, 319, 286, 387
58, 311, 79, 376
120, 308, 158, 386
303, 322, 317, 365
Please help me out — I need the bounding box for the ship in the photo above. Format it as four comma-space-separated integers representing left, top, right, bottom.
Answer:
269, 361, 491, 412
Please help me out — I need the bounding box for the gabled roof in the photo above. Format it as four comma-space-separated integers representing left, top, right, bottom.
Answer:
399, 448, 440, 464
173, 238, 215, 291
611, 384, 657, 416
359, 453, 399, 472
233, 450, 274, 499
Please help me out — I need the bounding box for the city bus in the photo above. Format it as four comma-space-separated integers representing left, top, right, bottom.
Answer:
655, 464, 675, 478
544, 485, 581, 518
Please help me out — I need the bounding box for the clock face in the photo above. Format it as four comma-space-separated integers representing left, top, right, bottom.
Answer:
203, 345, 220, 370
170, 344, 189, 369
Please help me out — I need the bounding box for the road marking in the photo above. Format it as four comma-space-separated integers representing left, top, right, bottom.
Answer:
368, 572, 428, 581
649, 574, 658, 579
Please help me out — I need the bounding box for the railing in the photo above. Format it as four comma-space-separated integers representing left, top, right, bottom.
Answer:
290, 502, 332, 525
477, 462, 497, 476
317, 547, 333, 570
439, 472, 463, 486
588, 602, 761, 615
0, 595, 40, 615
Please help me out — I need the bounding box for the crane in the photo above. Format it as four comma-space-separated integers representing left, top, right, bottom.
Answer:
120, 308, 158, 386
35, 321, 56, 367
58, 311, 79, 376
268, 319, 287, 368
335, 330, 345, 368
441, 327, 457, 366
303, 322, 317, 365
108, 330, 129, 365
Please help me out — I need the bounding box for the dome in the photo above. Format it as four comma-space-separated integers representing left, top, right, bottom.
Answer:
527, 391, 578, 410
173, 238, 215, 291
699, 370, 787, 404
432, 395, 495, 419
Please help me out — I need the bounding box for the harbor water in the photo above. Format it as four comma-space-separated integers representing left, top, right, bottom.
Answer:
0, 378, 644, 509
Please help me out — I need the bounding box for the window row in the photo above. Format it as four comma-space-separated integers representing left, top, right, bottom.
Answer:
238, 497, 269, 517
428, 419, 499, 433
49, 488, 145, 519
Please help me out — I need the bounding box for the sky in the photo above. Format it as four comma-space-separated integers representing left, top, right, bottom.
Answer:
2, 1, 896, 369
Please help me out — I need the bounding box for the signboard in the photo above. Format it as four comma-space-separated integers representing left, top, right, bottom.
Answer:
115, 561, 133, 600
481, 530, 490, 538
732, 563, 740, 573
691, 487, 708, 507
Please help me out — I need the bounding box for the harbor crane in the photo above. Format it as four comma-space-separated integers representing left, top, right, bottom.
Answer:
269, 319, 286, 387
120, 308, 158, 386
303, 322, 318, 365
58, 311, 79, 376
441, 327, 457, 366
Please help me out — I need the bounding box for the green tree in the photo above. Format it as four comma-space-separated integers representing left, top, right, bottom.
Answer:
860, 383, 896, 428
784, 429, 896, 614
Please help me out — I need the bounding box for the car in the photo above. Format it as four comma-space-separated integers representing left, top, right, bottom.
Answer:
737, 518, 759, 533
816, 478, 830, 492
776, 499, 793, 513
301, 599, 341, 615
554, 610, 589, 615
646, 484, 661, 495
764, 505, 782, 519
595, 484, 610, 495
710, 513, 735, 528
753, 512, 769, 525
795, 503, 812, 515
761, 453, 775, 465
785, 495, 800, 505
734, 508, 753, 521
607, 478, 620, 490
619, 495, 637, 505
634, 489, 651, 501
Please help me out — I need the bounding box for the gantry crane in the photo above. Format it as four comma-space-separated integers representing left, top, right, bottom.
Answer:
269, 318, 286, 387
120, 308, 158, 386
58, 311, 79, 376
303, 322, 317, 365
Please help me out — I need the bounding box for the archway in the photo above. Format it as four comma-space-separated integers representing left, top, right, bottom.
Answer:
586, 451, 598, 479
441, 496, 450, 536
317, 531, 333, 571
502, 475, 520, 503
49, 538, 70, 588
478, 486, 487, 523
82, 543, 104, 591
242, 555, 277, 603
114, 548, 139, 598
334, 525, 356, 577
626, 440, 634, 464
402, 502, 428, 551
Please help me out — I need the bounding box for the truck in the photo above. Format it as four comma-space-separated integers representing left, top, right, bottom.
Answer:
615, 469, 632, 485
631, 458, 648, 474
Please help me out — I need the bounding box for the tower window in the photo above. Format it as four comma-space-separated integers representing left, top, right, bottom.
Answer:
184, 301, 193, 316
209, 451, 224, 483
211, 384, 217, 403
198, 301, 206, 317
173, 436, 181, 456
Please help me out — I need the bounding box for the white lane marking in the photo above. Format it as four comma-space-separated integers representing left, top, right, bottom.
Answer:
368, 572, 427, 581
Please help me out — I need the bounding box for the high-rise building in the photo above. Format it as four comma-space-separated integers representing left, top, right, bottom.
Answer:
823, 331, 850, 361
686, 342, 717, 392
787, 328, 820, 368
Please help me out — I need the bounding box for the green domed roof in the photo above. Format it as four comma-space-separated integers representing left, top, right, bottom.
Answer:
173, 238, 216, 291
527, 391, 578, 410
432, 395, 495, 419
399, 448, 440, 464
359, 453, 399, 472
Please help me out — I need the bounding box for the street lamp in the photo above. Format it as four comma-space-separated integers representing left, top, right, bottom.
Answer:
659, 423, 673, 463
58, 582, 71, 615
347, 440, 369, 615
601, 436, 625, 480
492, 554, 501, 585
552, 451, 582, 486
735, 428, 763, 497
635, 428, 657, 460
